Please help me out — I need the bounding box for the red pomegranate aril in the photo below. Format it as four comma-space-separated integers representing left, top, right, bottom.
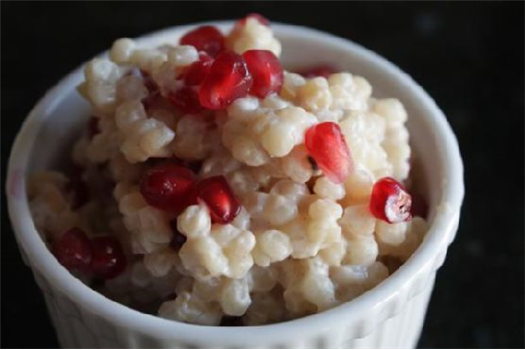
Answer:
52, 228, 92, 272
242, 50, 284, 98
236, 13, 270, 28
194, 176, 241, 224
140, 163, 196, 213
370, 177, 413, 223
183, 54, 213, 86
305, 122, 353, 184
199, 51, 253, 110
167, 86, 203, 114
297, 65, 337, 79
180, 26, 225, 57
90, 236, 127, 280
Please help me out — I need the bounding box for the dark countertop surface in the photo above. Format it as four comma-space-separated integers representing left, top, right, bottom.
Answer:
1, 2, 523, 348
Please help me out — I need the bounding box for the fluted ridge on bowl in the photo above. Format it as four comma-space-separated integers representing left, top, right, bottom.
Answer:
30, 243, 440, 348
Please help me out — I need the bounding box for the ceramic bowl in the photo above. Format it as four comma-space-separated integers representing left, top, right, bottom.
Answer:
6, 21, 464, 348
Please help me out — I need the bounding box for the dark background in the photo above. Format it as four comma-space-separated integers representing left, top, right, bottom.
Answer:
1, 2, 524, 348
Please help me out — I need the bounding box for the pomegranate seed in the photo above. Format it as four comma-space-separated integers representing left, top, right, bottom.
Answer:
193, 176, 240, 224
297, 65, 337, 79
90, 236, 127, 280
305, 122, 353, 184
182, 53, 213, 86
52, 228, 92, 272
180, 26, 225, 57
370, 177, 412, 223
236, 13, 270, 28
199, 51, 253, 110
410, 192, 428, 219
167, 86, 203, 114
140, 163, 196, 213
88, 117, 100, 139
242, 50, 284, 98
169, 220, 187, 250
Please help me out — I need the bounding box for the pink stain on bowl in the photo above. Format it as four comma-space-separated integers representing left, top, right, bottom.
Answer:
8, 168, 24, 200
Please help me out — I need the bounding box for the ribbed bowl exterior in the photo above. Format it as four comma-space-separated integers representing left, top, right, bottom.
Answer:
28, 251, 442, 348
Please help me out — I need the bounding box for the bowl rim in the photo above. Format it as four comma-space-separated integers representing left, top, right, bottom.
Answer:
6, 20, 464, 343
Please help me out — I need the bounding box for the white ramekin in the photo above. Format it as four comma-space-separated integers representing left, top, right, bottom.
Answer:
6, 21, 464, 348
